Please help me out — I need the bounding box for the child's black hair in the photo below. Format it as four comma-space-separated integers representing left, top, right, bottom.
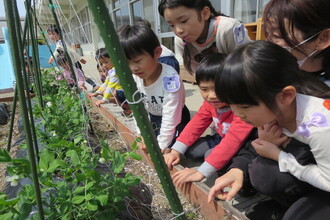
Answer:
24, 56, 33, 65
117, 24, 160, 60
47, 24, 59, 34
55, 56, 68, 66
195, 53, 226, 85
134, 19, 152, 28
95, 48, 110, 60
215, 40, 330, 113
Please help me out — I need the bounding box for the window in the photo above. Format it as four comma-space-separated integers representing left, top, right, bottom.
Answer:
132, 1, 143, 23
63, 7, 93, 45
232, 0, 271, 23
114, 5, 130, 29
110, 0, 145, 29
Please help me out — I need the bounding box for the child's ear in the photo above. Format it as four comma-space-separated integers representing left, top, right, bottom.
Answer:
278, 86, 296, 106
154, 46, 162, 59
316, 28, 330, 51
201, 6, 211, 21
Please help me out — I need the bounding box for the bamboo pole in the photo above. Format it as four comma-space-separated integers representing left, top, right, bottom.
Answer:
16, 0, 40, 159
86, 1, 186, 219
25, 0, 43, 107
6, 87, 17, 152
3, 0, 44, 219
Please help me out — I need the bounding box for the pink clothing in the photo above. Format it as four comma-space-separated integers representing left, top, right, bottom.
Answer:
56, 67, 85, 87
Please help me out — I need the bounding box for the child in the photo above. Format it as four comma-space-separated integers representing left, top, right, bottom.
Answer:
164, 54, 254, 186
134, 19, 180, 73
97, 64, 107, 83
263, 0, 330, 86
214, 40, 330, 193
47, 25, 98, 90
117, 23, 190, 152
158, 0, 252, 73
89, 48, 128, 111
55, 56, 86, 90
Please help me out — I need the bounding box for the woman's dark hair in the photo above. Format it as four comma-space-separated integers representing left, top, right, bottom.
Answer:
95, 48, 110, 60
263, 0, 330, 77
47, 24, 59, 34
215, 41, 330, 113
195, 53, 227, 85
158, 0, 226, 74
117, 24, 160, 60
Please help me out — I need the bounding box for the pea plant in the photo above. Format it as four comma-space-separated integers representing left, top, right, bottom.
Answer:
0, 68, 142, 219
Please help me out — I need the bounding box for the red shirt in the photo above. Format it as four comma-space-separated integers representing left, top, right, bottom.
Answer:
176, 101, 253, 170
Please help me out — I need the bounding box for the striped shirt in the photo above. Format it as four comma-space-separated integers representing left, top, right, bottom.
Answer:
96, 67, 123, 102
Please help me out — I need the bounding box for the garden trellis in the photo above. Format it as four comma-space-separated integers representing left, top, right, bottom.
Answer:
1, 0, 186, 219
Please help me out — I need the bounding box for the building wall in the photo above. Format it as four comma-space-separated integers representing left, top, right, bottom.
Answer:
0, 17, 25, 43
44, 0, 270, 60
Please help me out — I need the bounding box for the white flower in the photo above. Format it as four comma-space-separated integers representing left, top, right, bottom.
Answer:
5, 175, 19, 186
98, 158, 106, 164
46, 102, 52, 107
50, 131, 57, 136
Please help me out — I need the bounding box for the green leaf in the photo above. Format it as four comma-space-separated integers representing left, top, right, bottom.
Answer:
47, 160, 66, 173
0, 197, 19, 207
112, 152, 125, 174
73, 186, 84, 194
66, 150, 80, 166
86, 200, 98, 211
72, 195, 85, 204
0, 150, 11, 163
74, 173, 86, 182
96, 194, 108, 206
85, 181, 94, 190
0, 213, 14, 220
128, 152, 142, 160
20, 202, 32, 219
39, 151, 54, 170
85, 193, 92, 201
59, 201, 71, 214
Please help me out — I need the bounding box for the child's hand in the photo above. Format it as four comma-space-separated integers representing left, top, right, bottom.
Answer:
137, 137, 148, 154
48, 57, 54, 64
251, 138, 281, 161
258, 121, 289, 146
95, 100, 106, 107
208, 168, 244, 202
161, 148, 171, 154
172, 168, 205, 188
89, 92, 99, 97
163, 150, 181, 170
79, 85, 87, 91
